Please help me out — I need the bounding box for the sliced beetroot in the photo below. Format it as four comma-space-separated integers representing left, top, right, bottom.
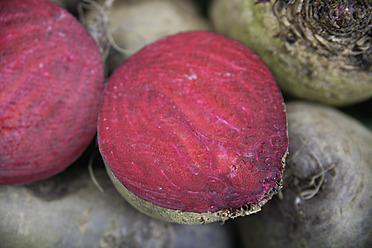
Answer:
98, 31, 288, 216
0, 0, 104, 184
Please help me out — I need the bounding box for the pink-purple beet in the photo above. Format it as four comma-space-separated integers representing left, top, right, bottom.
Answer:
98, 31, 288, 224
0, 0, 104, 184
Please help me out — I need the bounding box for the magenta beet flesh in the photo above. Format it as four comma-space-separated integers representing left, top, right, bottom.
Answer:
0, 0, 104, 184
98, 31, 288, 213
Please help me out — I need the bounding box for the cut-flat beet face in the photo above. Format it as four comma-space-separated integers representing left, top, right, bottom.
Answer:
98, 31, 287, 214
0, 0, 104, 184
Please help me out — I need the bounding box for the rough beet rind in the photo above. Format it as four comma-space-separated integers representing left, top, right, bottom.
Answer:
98, 31, 287, 213
0, 0, 104, 184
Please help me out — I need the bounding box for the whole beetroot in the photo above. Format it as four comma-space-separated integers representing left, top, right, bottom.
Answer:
210, 0, 372, 106
98, 31, 288, 224
0, 0, 104, 184
237, 101, 372, 248
81, 0, 210, 73
0, 158, 235, 248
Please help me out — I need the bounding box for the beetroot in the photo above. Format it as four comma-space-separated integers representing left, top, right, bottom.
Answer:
0, 0, 104, 184
98, 31, 288, 224
0, 160, 235, 248
237, 101, 372, 247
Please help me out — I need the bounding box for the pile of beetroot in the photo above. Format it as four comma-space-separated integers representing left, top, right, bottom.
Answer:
1, 0, 371, 247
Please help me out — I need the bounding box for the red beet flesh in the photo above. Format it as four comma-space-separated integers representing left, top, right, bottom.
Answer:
98, 31, 288, 213
0, 0, 104, 184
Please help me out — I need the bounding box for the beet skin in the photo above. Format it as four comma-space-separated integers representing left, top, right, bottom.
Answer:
98, 31, 288, 220
0, 0, 104, 184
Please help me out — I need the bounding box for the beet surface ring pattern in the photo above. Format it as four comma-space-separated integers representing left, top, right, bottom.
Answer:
98, 31, 288, 223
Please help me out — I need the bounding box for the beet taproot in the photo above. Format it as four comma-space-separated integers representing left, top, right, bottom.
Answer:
0, 0, 104, 184
237, 101, 372, 248
98, 31, 288, 224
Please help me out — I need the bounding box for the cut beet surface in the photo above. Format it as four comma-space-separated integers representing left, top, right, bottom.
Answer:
0, 0, 104, 184
98, 31, 288, 223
